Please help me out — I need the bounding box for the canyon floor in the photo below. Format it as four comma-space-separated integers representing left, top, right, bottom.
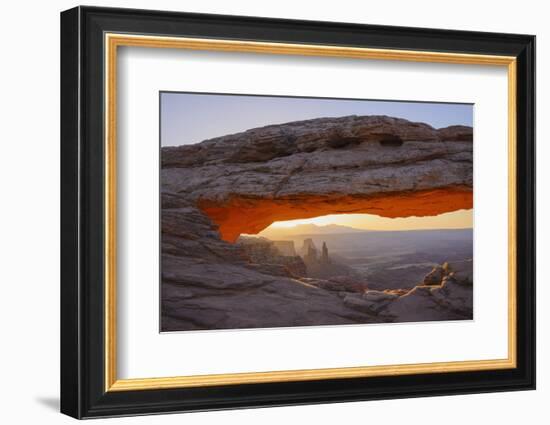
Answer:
162, 218, 473, 331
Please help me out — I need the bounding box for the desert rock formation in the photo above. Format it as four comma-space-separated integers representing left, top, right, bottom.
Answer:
343, 260, 473, 321
161, 115, 473, 331
163, 115, 473, 242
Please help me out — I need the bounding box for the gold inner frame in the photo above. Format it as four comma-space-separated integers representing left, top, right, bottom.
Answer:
104, 33, 517, 392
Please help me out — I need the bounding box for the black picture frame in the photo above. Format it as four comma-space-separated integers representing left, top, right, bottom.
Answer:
60, 5, 535, 419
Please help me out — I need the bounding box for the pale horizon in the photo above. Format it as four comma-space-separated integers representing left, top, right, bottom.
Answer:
257, 209, 473, 237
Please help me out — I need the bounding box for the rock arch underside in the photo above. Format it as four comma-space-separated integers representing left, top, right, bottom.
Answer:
161, 115, 473, 331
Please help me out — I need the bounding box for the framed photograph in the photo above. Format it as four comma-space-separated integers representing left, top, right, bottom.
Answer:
60, 6, 535, 419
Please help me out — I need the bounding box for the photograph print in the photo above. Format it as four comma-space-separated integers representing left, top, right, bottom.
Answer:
160, 93, 474, 332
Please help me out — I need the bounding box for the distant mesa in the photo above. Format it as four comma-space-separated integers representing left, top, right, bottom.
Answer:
299, 238, 331, 265
236, 236, 307, 278
260, 223, 368, 240
321, 242, 330, 263
296, 238, 360, 282
237, 235, 344, 281
299, 238, 317, 258
272, 240, 296, 256
304, 243, 318, 265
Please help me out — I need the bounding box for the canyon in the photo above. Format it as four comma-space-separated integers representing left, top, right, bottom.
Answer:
161, 115, 473, 331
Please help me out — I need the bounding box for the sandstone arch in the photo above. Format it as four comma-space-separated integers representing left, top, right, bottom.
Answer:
162, 115, 473, 243
160, 115, 473, 331
198, 188, 472, 243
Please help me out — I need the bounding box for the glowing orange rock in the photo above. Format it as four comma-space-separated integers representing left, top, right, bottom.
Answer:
198, 187, 472, 243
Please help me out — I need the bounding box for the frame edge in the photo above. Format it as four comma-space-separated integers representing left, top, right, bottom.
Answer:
60, 6, 83, 420
62, 6, 537, 418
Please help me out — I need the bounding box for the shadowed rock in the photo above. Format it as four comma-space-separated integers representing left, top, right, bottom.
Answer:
160, 115, 473, 331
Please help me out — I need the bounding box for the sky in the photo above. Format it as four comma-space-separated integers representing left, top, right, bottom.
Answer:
160, 92, 473, 147
161, 92, 473, 231
259, 210, 473, 235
